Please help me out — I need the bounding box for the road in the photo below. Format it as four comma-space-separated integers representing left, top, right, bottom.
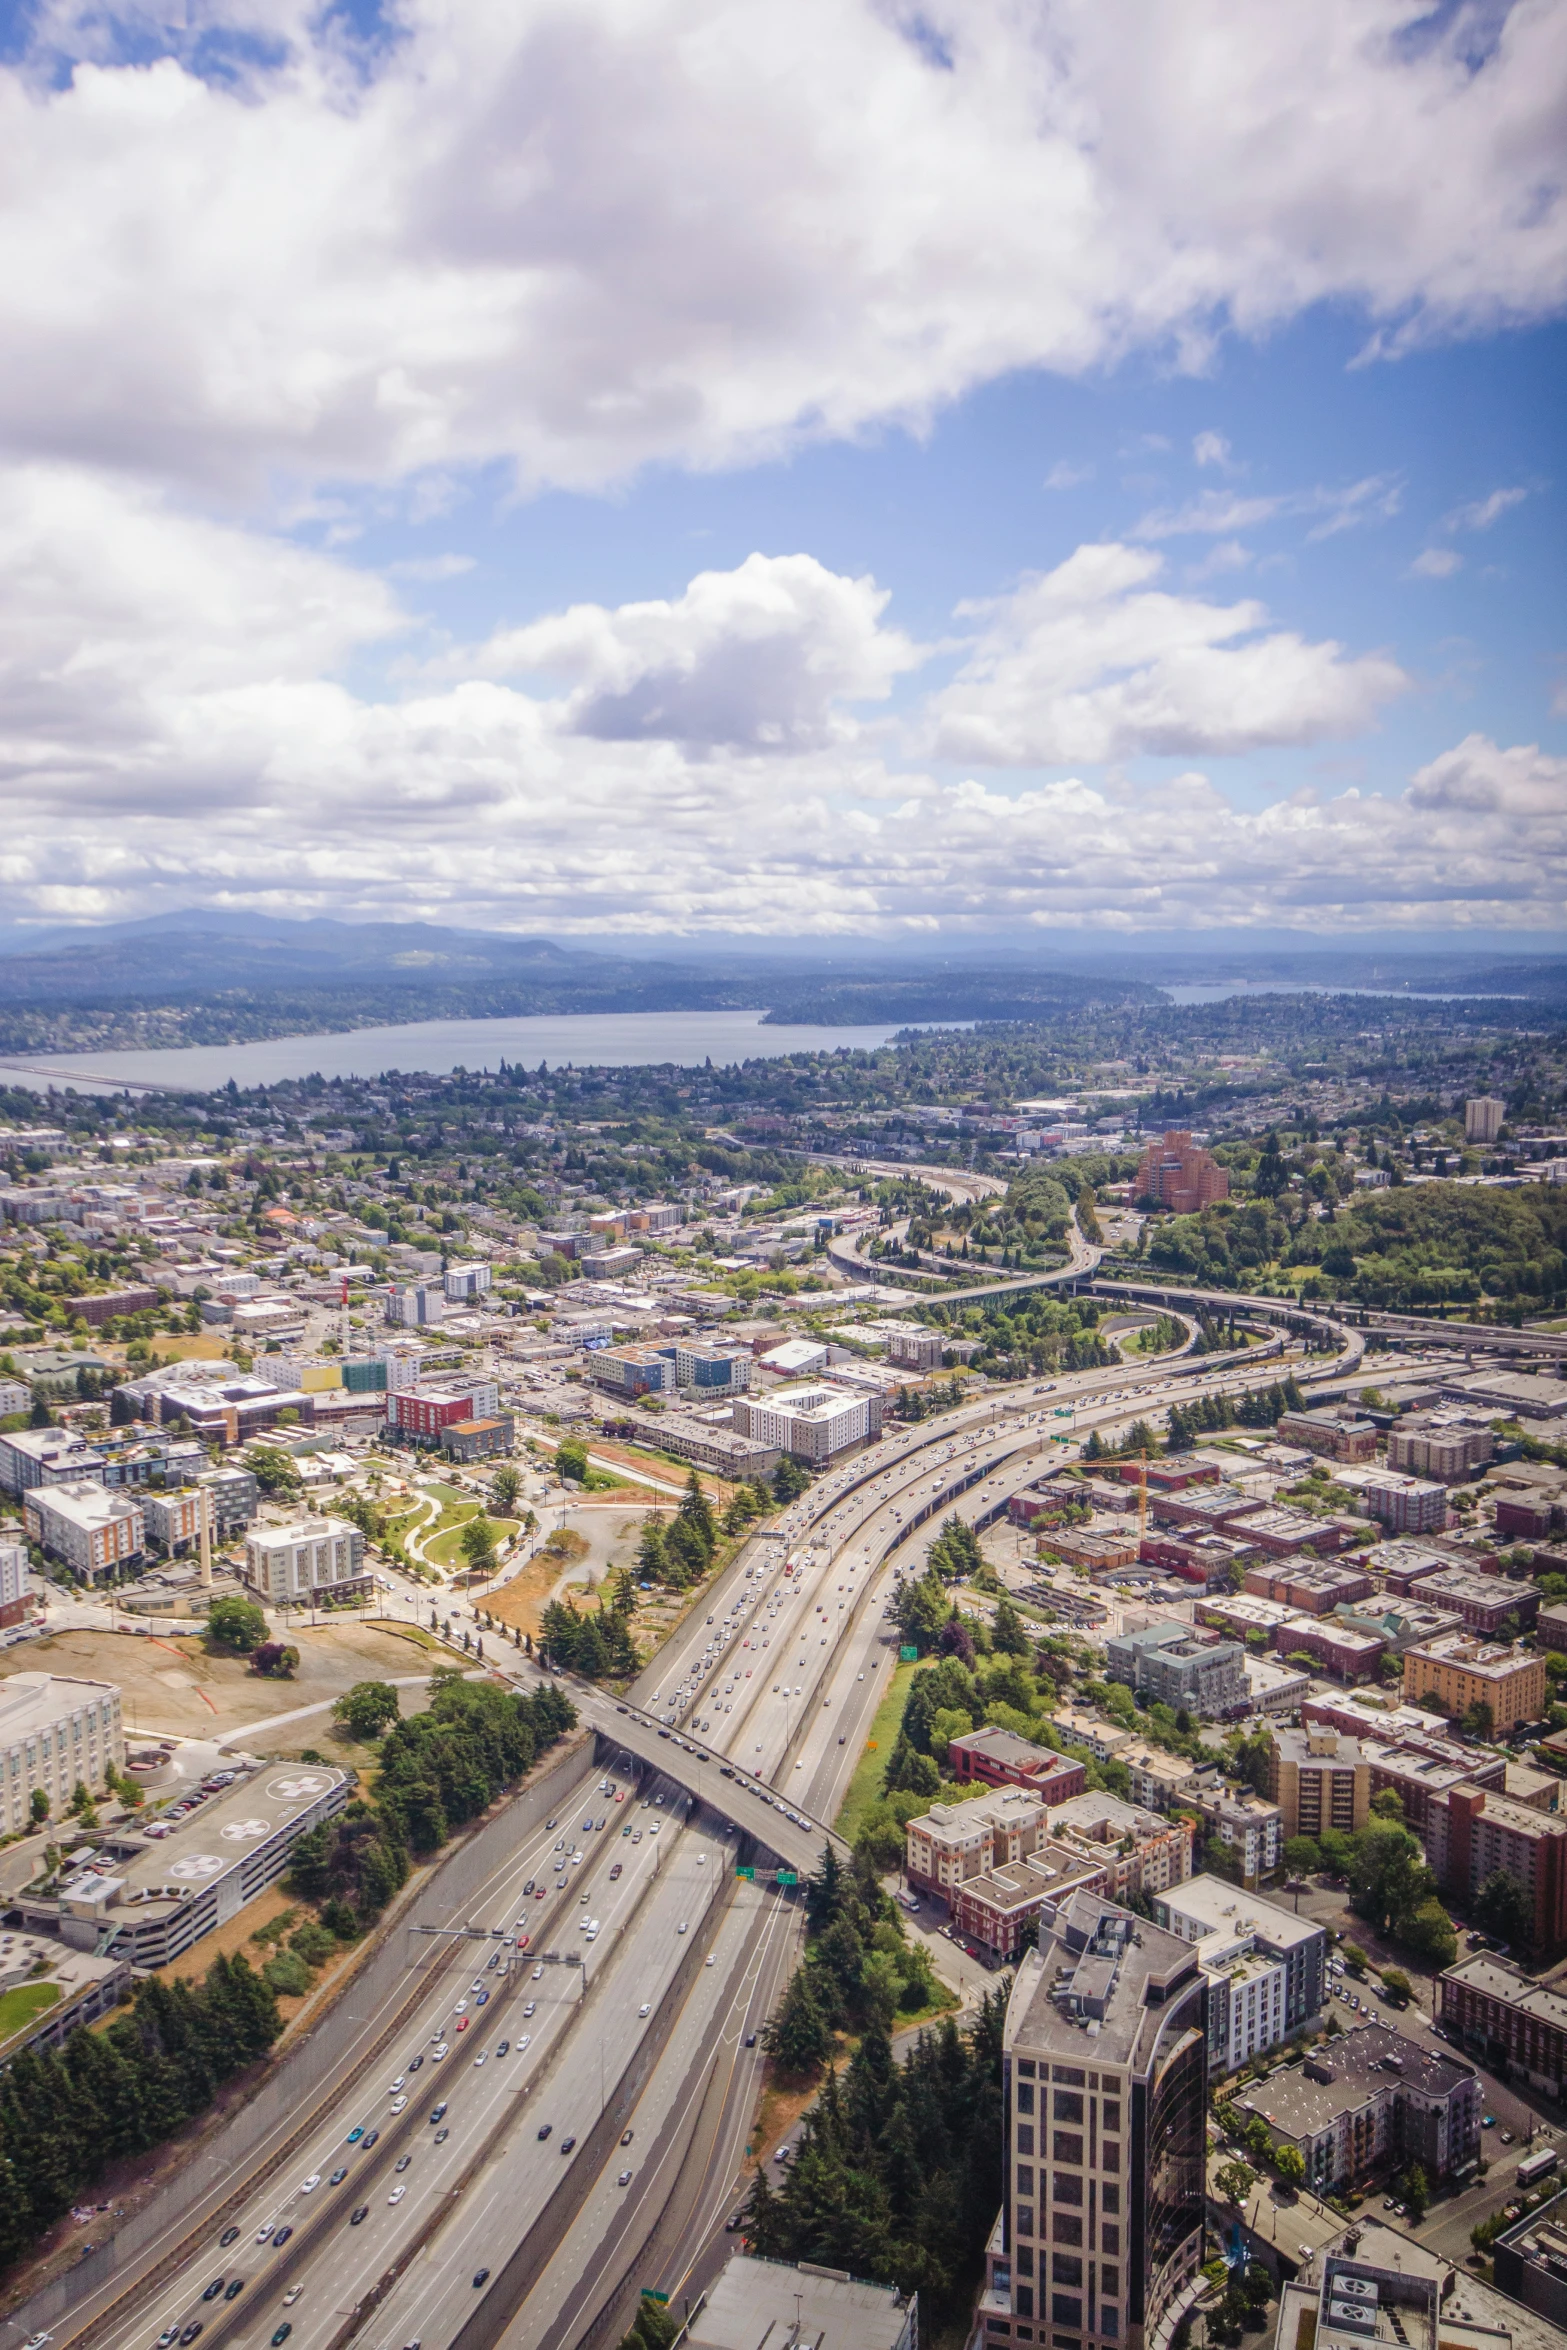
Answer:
30, 1317, 1372, 2350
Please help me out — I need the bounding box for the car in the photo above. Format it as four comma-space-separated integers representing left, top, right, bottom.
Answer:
429, 2102, 448, 2123
223, 2282, 244, 2304
203, 2281, 226, 2302
388, 2186, 406, 2205
430, 2044, 447, 2062
346, 2126, 364, 2144
396, 2154, 412, 2173
273, 2226, 293, 2248
560, 2136, 576, 2153
1484, 2114, 1497, 2128
1501, 2130, 1516, 2144
745, 2033, 757, 2048
389, 2076, 406, 2092
523, 2001, 536, 2017
621, 2128, 634, 2144
725, 2211, 743, 2232
517, 2033, 532, 2050
271, 2332, 292, 2348
179, 2331, 203, 2348
389, 2096, 408, 2114
474, 2052, 487, 2067
533, 1963, 544, 1978
434, 2128, 449, 2143
618, 2170, 633, 2186
677, 1922, 687, 1934
282, 2288, 302, 2307
350, 2207, 369, 2226
705, 1955, 715, 1968
473, 2270, 490, 2288
456, 2017, 470, 2032
362, 2130, 379, 2149
256, 2224, 275, 2243
609, 1863, 623, 1880
475, 1990, 489, 2006
538, 2123, 553, 2140
496, 2039, 510, 2057
407, 2055, 423, 2073
329, 2164, 350, 2185
219, 2226, 241, 2248
547, 1819, 558, 1830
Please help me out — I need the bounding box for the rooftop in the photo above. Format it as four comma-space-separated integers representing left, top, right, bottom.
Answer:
1006, 1889, 1203, 2070
1238, 2022, 1473, 2141
689, 2254, 914, 2350
0, 1672, 118, 1742
1155, 1873, 1322, 1951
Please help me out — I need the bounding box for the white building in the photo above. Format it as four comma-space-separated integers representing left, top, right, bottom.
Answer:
0, 1672, 124, 1830
443, 1261, 493, 1302
732, 1379, 883, 1463
756, 1336, 828, 1378
242, 1518, 368, 1603
1466, 1097, 1506, 1144
384, 1280, 445, 1328
1151, 1873, 1327, 2072
24, 1483, 144, 1580
0, 1427, 106, 1498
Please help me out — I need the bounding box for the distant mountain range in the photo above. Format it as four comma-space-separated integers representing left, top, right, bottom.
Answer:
0, 910, 1556, 1056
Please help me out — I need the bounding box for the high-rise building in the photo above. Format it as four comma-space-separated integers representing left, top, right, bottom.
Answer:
1133, 1131, 1230, 1215
992, 1892, 1207, 2350
1466, 1097, 1506, 1144
1267, 1727, 1371, 1841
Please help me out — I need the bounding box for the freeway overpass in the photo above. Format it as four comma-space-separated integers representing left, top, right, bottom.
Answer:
1359, 1308, 1567, 1361
567, 1684, 847, 1874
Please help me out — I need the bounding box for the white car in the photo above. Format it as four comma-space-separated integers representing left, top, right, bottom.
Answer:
473, 2053, 487, 2067
388, 2185, 406, 2204
639, 2002, 651, 2017
389, 2095, 408, 2113
300, 2173, 322, 2193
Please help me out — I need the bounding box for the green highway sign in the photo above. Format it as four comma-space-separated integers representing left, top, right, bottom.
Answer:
776, 1870, 798, 1886
735, 1865, 755, 1879
899, 1644, 918, 1660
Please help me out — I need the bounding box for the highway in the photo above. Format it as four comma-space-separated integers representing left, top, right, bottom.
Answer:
37, 1311, 1371, 2350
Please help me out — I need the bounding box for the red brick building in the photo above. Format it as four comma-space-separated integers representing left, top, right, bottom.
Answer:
946, 1726, 1086, 1804
1134, 1130, 1231, 1214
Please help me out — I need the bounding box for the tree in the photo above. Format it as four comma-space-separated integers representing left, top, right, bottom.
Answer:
1318, 1826, 1354, 1876
28, 1788, 48, 1826
1274, 2143, 1306, 2191
206, 1594, 267, 1653
676, 1468, 717, 1560
1401, 2163, 1429, 2224
332, 1681, 401, 1741
636, 1516, 667, 1580
772, 1456, 810, 1503
1283, 1836, 1321, 1877
991, 1594, 1030, 1657
1378, 1968, 1413, 2005
764, 1967, 833, 2077
459, 1513, 498, 1579
251, 1642, 299, 1678
488, 1465, 521, 1514
1475, 1867, 1535, 1949
556, 1439, 589, 1483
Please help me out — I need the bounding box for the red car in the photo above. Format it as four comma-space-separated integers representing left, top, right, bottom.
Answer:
456, 2016, 470, 2031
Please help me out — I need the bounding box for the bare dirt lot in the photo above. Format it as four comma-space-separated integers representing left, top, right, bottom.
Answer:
0, 1621, 442, 1750
485, 1505, 654, 1637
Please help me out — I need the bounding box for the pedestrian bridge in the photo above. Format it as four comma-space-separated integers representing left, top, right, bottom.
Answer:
567, 1685, 848, 1876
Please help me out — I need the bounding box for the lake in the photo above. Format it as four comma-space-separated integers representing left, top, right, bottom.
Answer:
0, 1008, 920, 1096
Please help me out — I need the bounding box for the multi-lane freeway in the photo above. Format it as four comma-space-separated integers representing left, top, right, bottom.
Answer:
30, 1299, 1371, 2350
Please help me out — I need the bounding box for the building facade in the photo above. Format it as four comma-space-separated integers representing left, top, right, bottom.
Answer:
1236, 2023, 1479, 2193
1402, 1637, 1546, 1732
1134, 1131, 1231, 1215
732, 1380, 883, 1463
24, 1482, 144, 1579
999, 1894, 1208, 2350
0, 1672, 123, 1830
242, 1519, 369, 1604
1267, 1728, 1371, 1841
1105, 1620, 1247, 1717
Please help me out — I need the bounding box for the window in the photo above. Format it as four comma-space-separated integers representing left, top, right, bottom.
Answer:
1101, 2185, 1120, 2216
1054, 2091, 1084, 2125
1052, 2214, 1083, 2246
1102, 2101, 1121, 2132
1017, 2165, 1035, 2198
1101, 2267, 1120, 2296
1018, 2083, 1036, 2116
1051, 2296, 1083, 2328
1053, 2133, 1084, 2165
1018, 2208, 1036, 2240
1101, 2142, 1120, 2173
1101, 2224, 1120, 2256
1018, 2248, 1035, 2277
1053, 2256, 1083, 2288
1053, 2175, 1083, 2206
1018, 2125, 1035, 2157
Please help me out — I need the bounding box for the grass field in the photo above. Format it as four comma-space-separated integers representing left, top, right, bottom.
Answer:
0, 1982, 60, 2044
834, 1657, 917, 1845
425, 1516, 519, 1570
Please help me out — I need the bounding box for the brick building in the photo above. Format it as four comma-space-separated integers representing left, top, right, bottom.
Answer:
1134, 1130, 1231, 1213
1439, 1954, 1567, 2094
1267, 1727, 1371, 1841
1402, 1636, 1547, 1733
948, 1727, 1087, 1805
1275, 1410, 1380, 1464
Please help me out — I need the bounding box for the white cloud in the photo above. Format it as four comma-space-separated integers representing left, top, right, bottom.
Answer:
1193, 431, 1234, 470
1407, 733, 1567, 817
458, 553, 921, 750
926, 542, 1406, 766
1045, 460, 1094, 490
387, 554, 476, 581
1408, 546, 1463, 578
1443, 486, 1531, 533
1134, 475, 1402, 541
0, 0, 1559, 496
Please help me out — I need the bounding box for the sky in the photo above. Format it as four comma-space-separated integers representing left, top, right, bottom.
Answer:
0, 0, 1562, 947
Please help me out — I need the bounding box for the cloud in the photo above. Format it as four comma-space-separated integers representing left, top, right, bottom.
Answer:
1045, 460, 1094, 490
1408, 546, 1463, 579
0, 0, 1560, 496
0, 480, 1549, 941
387, 554, 476, 581
458, 553, 922, 750
1193, 431, 1234, 470
926, 542, 1407, 765
1443, 486, 1531, 533
1134, 475, 1402, 541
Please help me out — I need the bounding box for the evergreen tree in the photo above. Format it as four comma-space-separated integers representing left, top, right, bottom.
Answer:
764, 1967, 834, 2076
991, 1595, 1029, 1656
635, 1515, 667, 1580
676, 1467, 717, 1558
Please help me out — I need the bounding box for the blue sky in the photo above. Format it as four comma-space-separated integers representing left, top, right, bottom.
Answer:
0, 0, 1560, 945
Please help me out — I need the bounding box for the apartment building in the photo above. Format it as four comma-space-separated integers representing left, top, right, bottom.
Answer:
732, 1380, 882, 1464
1267, 1728, 1371, 1841
1046, 1793, 1195, 1904
1151, 1876, 1324, 2072
387, 1379, 499, 1441
0, 1672, 123, 1830
140, 1487, 208, 1557
1274, 1618, 1388, 1683
1364, 1476, 1450, 1537
1236, 2023, 1479, 2194
1439, 1785, 1567, 1955
1439, 1954, 1567, 2096
0, 1427, 105, 1499
242, 1519, 369, 1604
1135, 1129, 1231, 1214
589, 1343, 676, 1399
441, 1416, 514, 1463
1386, 1412, 1495, 1483
1047, 1707, 1134, 1764
24, 1482, 144, 1580
1402, 1636, 1547, 1733
999, 1895, 1208, 2349
384, 1279, 445, 1328
1115, 1742, 1206, 1816
1466, 1097, 1506, 1144
1243, 1559, 1375, 1615
1105, 1620, 1248, 1717
1358, 1731, 1505, 1846
674, 1341, 753, 1395
442, 1261, 492, 1301
1402, 1567, 1537, 1639
949, 1727, 1087, 1805
1184, 1788, 1283, 1887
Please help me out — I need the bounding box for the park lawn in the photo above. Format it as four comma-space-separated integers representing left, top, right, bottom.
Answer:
425, 1516, 519, 1571
0, 1981, 60, 2044
834, 1658, 917, 1846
